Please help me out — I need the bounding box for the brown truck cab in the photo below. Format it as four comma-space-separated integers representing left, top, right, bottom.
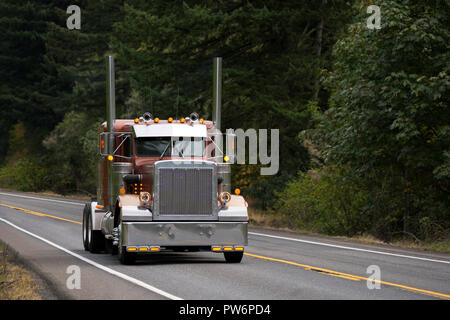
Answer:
82, 56, 248, 264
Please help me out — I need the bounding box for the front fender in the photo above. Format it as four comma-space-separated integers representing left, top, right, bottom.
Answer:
218, 195, 248, 222
118, 194, 153, 222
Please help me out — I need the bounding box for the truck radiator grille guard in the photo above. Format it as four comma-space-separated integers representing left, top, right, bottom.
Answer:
153, 161, 218, 220
159, 167, 212, 215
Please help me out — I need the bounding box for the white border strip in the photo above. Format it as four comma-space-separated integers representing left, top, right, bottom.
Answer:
0, 192, 84, 206
0, 217, 182, 300
249, 232, 450, 265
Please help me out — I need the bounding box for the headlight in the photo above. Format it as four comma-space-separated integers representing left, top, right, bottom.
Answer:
219, 191, 231, 204
139, 192, 151, 205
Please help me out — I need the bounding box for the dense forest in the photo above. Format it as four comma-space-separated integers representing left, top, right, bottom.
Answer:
0, 1, 448, 244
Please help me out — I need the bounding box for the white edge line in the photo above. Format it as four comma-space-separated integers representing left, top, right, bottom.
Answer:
0, 217, 182, 300
249, 231, 450, 265
0, 192, 85, 206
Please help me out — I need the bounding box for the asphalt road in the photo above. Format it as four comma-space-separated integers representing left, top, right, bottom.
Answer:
0, 190, 449, 300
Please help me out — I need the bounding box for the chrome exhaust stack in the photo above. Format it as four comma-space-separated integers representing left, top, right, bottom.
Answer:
212, 57, 231, 192
106, 55, 116, 135
106, 55, 116, 211
212, 57, 222, 131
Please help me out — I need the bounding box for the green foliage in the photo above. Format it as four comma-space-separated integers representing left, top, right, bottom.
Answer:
0, 158, 48, 192
273, 166, 368, 236
112, 0, 354, 205
300, 0, 450, 241
0, 0, 55, 161
43, 111, 99, 195
320, 1, 450, 175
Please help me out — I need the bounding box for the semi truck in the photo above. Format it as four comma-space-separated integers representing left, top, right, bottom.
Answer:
82, 56, 248, 264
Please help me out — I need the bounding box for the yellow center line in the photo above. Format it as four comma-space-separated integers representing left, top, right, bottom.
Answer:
244, 252, 450, 299
1, 202, 448, 299
0, 203, 82, 225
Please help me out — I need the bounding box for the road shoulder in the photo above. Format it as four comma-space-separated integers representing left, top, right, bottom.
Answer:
0, 220, 172, 300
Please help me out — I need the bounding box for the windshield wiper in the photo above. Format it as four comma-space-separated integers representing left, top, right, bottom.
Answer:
159, 141, 171, 159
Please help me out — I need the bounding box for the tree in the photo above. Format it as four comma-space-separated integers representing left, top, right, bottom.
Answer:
0, 0, 54, 162
307, 0, 450, 239
112, 0, 353, 206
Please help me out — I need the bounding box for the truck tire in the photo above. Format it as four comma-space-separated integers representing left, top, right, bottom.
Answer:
224, 251, 244, 263
82, 204, 90, 251
83, 203, 104, 253
119, 246, 136, 265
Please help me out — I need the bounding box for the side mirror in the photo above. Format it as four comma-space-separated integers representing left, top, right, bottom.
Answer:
99, 133, 109, 156
98, 132, 132, 159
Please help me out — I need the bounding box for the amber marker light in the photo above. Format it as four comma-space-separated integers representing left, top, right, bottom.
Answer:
154, 117, 159, 123
168, 117, 173, 123
235, 188, 241, 195
107, 155, 114, 161
120, 188, 126, 195
199, 118, 204, 124
180, 118, 185, 123
134, 118, 139, 124
224, 155, 229, 162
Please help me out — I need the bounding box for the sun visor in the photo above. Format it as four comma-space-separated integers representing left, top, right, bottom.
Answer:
133, 124, 207, 138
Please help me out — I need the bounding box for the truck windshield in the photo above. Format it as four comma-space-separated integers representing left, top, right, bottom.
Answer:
135, 137, 205, 157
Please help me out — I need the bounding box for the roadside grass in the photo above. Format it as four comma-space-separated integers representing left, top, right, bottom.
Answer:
0, 243, 42, 300
248, 207, 450, 253
34, 190, 91, 201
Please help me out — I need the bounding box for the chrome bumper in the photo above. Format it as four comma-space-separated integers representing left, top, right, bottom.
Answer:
121, 221, 248, 247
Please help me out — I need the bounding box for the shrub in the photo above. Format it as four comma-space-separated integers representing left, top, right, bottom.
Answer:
272, 166, 368, 237
0, 158, 48, 192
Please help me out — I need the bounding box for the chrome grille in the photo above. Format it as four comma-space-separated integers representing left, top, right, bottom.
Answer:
157, 166, 214, 216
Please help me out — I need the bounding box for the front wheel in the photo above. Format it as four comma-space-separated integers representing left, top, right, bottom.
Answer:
118, 246, 136, 265
82, 203, 104, 253
82, 204, 90, 251
224, 251, 244, 263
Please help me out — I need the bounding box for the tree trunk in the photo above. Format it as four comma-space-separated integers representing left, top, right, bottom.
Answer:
313, 3, 324, 101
